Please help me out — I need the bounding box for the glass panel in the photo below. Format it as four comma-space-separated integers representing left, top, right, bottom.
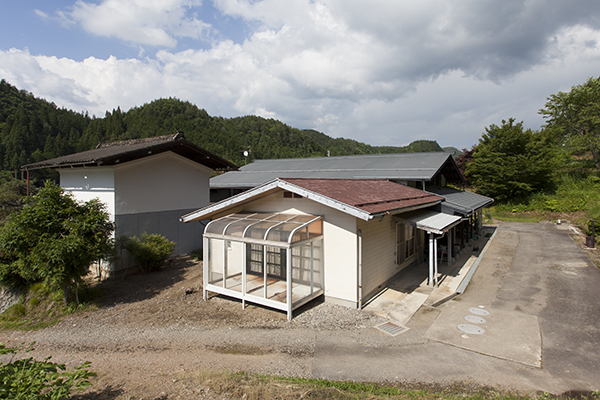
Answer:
291, 227, 308, 243
308, 220, 323, 238
266, 213, 297, 222
206, 217, 237, 235
266, 222, 303, 242
312, 240, 323, 290
224, 219, 257, 237
225, 241, 244, 292
288, 215, 316, 224
244, 220, 282, 240
266, 246, 287, 303
291, 244, 311, 285
245, 243, 265, 298
208, 238, 224, 286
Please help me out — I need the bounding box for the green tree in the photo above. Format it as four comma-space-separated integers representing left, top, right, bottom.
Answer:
0, 182, 114, 304
466, 118, 558, 201
540, 76, 600, 169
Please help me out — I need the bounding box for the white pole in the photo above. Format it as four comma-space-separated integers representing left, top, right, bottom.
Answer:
448, 228, 453, 267
434, 236, 438, 286
429, 233, 434, 287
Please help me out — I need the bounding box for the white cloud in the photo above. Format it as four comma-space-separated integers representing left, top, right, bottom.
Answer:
3, 1, 600, 149
59, 0, 212, 47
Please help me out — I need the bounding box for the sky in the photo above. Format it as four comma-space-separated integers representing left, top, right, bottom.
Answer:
1, 1, 600, 150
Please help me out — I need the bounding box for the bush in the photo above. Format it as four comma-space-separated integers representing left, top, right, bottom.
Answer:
0, 343, 95, 399
124, 233, 175, 273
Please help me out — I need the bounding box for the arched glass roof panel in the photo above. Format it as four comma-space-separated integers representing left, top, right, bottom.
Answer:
205, 212, 322, 244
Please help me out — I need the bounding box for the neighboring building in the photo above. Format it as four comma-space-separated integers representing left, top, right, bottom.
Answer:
22, 133, 237, 273
181, 178, 463, 320
210, 152, 465, 202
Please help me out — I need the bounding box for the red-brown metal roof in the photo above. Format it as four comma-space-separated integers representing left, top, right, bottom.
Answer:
280, 178, 442, 214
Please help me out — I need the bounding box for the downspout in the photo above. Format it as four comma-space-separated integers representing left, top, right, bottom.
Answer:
358, 229, 363, 310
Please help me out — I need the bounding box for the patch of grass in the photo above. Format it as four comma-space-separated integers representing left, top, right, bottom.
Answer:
0, 283, 98, 331
187, 369, 532, 400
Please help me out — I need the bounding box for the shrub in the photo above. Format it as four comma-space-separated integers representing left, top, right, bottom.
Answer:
124, 233, 175, 273
0, 343, 95, 399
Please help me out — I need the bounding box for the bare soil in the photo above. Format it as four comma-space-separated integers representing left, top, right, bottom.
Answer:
1, 256, 381, 399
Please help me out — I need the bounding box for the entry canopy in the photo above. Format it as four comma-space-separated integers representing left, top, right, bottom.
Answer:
204, 212, 323, 245
394, 210, 462, 235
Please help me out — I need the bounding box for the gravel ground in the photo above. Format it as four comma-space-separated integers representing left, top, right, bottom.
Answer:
1, 256, 388, 399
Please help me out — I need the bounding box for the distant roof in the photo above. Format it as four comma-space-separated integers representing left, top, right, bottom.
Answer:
181, 178, 443, 222
22, 132, 238, 171
426, 186, 494, 215
210, 152, 464, 189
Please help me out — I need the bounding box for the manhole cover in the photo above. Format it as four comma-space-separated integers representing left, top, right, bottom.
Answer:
457, 324, 485, 334
376, 322, 409, 337
468, 307, 490, 316
464, 315, 486, 324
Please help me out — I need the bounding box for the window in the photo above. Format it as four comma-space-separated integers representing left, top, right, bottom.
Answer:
245, 243, 286, 280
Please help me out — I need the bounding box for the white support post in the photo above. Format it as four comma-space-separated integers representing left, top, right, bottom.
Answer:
242, 243, 246, 310
263, 246, 268, 299
223, 240, 228, 289
428, 233, 434, 287
203, 236, 208, 301
286, 247, 292, 321
448, 228, 453, 267
434, 236, 438, 286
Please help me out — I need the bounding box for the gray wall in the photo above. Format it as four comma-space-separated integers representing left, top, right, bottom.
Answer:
112, 208, 206, 271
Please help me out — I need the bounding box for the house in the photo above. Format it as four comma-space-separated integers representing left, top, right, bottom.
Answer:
22, 133, 237, 274
181, 178, 463, 320
210, 151, 492, 255
209, 152, 465, 202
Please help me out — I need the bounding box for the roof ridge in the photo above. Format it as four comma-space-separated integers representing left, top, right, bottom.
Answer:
98, 132, 183, 148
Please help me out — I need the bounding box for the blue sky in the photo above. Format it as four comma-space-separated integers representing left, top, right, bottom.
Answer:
2, 1, 600, 149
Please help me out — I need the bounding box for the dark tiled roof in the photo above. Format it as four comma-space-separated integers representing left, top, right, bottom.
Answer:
281, 178, 443, 214
22, 133, 238, 171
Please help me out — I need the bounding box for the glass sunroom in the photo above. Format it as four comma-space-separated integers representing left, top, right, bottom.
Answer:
202, 212, 324, 320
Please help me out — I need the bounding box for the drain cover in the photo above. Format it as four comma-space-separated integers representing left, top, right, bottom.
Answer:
464, 315, 486, 324
457, 323, 485, 334
376, 322, 409, 337
468, 307, 490, 316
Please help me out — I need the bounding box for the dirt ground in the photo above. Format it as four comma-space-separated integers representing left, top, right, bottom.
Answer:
1, 256, 379, 399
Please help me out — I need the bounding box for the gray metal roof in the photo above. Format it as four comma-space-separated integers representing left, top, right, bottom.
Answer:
426, 186, 494, 215
394, 210, 462, 235
211, 152, 463, 188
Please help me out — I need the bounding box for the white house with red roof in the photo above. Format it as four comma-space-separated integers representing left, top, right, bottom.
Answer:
181, 178, 462, 320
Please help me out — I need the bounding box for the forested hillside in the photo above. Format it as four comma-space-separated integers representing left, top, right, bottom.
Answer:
0, 79, 445, 178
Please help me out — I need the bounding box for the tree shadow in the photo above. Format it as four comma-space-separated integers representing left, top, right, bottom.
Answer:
83, 256, 200, 307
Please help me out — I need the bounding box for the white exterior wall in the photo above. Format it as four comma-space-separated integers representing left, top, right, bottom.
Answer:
59, 168, 116, 222
114, 152, 211, 214
358, 217, 400, 300
214, 191, 359, 306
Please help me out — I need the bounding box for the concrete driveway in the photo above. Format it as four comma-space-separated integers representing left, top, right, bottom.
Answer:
312, 222, 600, 395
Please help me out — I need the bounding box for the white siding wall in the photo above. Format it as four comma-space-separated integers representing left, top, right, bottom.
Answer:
114, 152, 211, 214
215, 191, 359, 306
59, 168, 116, 222
358, 217, 398, 300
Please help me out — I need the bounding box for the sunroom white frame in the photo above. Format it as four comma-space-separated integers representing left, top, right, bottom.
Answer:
202, 212, 324, 321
